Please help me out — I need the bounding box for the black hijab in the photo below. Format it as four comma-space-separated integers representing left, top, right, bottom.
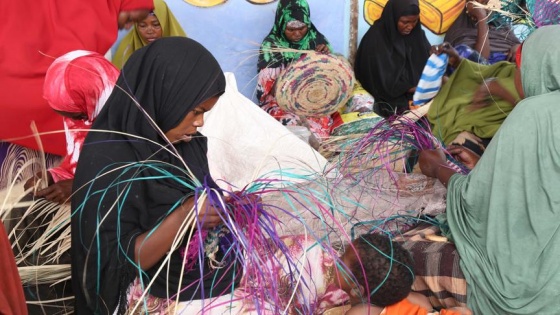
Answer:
71, 37, 233, 314
354, 0, 430, 116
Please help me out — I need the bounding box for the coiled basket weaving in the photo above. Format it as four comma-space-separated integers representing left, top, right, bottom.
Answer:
275, 52, 355, 117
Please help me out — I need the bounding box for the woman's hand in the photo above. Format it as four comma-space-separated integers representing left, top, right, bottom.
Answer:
134, 193, 224, 271
192, 196, 225, 229
418, 149, 447, 178
315, 44, 330, 54
24, 172, 72, 204
24, 171, 52, 191
471, 78, 518, 109
466, 0, 488, 22
35, 179, 74, 204
24, 177, 36, 191
419, 149, 460, 187
431, 42, 461, 68
447, 145, 480, 170
471, 81, 492, 109
226, 192, 263, 225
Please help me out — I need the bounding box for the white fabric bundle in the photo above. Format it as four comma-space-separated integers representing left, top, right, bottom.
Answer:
201, 73, 328, 190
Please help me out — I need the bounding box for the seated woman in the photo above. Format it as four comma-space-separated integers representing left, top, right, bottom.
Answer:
418, 26, 560, 314
257, 0, 333, 139
23, 50, 120, 204
71, 38, 236, 314
444, 0, 520, 65
354, 0, 431, 118
427, 43, 521, 155
113, 0, 186, 69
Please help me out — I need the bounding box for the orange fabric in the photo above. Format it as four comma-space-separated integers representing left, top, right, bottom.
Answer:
383, 299, 463, 315
0, 223, 27, 315
515, 42, 523, 68
383, 298, 429, 315
0, 0, 152, 155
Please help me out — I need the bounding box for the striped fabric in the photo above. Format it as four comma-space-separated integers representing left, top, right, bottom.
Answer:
394, 223, 467, 309
413, 53, 449, 106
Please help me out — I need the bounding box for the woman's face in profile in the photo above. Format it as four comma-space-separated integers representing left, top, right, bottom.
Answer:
164, 96, 219, 144
397, 15, 419, 35
137, 14, 163, 44
284, 25, 308, 43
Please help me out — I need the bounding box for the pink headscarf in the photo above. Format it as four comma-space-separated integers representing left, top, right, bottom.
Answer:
43, 50, 120, 182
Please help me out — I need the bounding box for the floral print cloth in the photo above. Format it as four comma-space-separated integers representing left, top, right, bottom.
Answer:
125, 235, 348, 314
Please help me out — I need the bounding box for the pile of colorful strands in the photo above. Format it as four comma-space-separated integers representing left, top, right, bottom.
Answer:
275, 51, 355, 117
529, 0, 560, 26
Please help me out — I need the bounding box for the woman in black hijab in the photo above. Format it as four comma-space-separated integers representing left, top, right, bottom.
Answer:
71, 37, 238, 314
354, 0, 431, 117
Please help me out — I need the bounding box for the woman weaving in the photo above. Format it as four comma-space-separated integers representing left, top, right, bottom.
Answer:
256, 0, 333, 139
354, 0, 431, 117
418, 26, 560, 314
71, 37, 237, 314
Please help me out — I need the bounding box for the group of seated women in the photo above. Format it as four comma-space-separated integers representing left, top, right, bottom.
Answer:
255, 0, 524, 150
22, 0, 187, 204
63, 36, 472, 315
6, 0, 560, 314
68, 24, 560, 314
352, 0, 526, 154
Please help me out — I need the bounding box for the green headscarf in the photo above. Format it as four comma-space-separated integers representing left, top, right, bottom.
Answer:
257, 0, 331, 70
113, 0, 186, 69
446, 25, 560, 314
428, 60, 520, 145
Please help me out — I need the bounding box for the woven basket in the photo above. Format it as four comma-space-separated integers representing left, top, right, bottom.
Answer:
275, 52, 355, 117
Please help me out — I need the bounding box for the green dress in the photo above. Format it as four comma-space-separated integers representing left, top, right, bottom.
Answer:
446, 26, 560, 314
428, 59, 520, 145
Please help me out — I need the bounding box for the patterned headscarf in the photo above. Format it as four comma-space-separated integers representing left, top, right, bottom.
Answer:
257, 0, 331, 70
43, 50, 119, 182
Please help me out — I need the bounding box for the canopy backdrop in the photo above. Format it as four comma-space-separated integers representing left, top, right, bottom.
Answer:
112, 0, 449, 103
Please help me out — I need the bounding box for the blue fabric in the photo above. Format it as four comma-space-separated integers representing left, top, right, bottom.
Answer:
413, 53, 448, 106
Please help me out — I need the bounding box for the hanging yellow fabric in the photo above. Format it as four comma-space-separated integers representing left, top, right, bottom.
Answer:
364, 0, 465, 35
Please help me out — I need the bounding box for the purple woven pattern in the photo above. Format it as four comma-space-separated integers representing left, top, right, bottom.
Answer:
275, 52, 355, 117
533, 0, 560, 26
0, 141, 62, 190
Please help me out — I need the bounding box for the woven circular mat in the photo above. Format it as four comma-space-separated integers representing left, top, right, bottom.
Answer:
275, 52, 355, 117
